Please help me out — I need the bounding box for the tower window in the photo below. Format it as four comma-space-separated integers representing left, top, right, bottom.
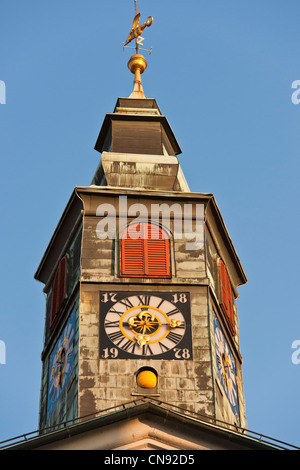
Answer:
119, 223, 171, 278
50, 256, 67, 330
219, 259, 235, 335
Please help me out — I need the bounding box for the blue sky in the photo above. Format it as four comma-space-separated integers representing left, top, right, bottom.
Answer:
0, 0, 299, 448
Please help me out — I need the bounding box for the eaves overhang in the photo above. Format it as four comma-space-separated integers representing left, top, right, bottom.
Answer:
94, 112, 182, 156
34, 190, 83, 286
0, 399, 292, 451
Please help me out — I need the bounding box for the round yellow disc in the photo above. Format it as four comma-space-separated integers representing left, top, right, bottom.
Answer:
136, 370, 157, 389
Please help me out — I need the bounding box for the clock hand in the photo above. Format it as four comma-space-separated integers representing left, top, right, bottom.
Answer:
135, 333, 150, 347
169, 319, 184, 328
124, 320, 184, 328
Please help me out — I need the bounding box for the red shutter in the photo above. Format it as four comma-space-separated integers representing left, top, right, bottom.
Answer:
120, 223, 145, 276
50, 256, 67, 329
219, 259, 235, 335
145, 224, 170, 277
120, 223, 171, 278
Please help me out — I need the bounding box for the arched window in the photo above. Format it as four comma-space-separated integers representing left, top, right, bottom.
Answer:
50, 256, 67, 329
120, 223, 171, 278
219, 259, 235, 335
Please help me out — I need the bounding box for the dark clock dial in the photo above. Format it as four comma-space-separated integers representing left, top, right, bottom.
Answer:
100, 292, 192, 360
46, 308, 75, 422
213, 312, 239, 422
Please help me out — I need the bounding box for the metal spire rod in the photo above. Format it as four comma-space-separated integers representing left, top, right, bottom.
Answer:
134, 0, 138, 53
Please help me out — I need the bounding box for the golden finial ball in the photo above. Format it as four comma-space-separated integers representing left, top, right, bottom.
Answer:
128, 54, 148, 75
136, 369, 157, 389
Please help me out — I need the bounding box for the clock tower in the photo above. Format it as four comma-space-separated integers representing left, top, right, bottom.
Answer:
35, 7, 248, 436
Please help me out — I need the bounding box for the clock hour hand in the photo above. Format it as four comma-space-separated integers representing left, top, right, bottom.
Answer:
135, 334, 150, 347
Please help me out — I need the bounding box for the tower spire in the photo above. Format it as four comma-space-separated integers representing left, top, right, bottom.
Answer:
123, 0, 153, 98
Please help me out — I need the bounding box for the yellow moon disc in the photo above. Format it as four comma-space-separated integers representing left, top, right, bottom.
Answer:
136, 370, 157, 389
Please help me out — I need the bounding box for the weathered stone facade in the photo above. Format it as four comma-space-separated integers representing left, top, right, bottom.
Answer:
76, 186, 247, 429
36, 97, 247, 435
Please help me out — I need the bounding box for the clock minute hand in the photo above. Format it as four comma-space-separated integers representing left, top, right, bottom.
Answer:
124, 320, 184, 328
169, 319, 184, 328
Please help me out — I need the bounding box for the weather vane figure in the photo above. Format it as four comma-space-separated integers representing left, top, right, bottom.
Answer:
124, 13, 153, 51
124, 0, 153, 54
124, 1, 153, 98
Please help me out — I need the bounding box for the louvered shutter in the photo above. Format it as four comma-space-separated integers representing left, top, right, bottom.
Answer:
120, 223, 145, 276
50, 256, 67, 329
120, 223, 171, 278
145, 224, 170, 277
219, 259, 235, 335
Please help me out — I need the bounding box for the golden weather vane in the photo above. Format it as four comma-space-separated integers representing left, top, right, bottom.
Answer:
124, 13, 153, 51
124, 1, 153, 98
124, 0, 153, 54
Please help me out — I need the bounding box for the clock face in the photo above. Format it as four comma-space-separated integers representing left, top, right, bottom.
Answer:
100, 292, 192, 360
213, 312, 239, 422
46, 308, 75, 422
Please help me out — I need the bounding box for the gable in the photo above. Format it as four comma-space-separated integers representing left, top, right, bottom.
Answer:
4, 400, 282, 451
